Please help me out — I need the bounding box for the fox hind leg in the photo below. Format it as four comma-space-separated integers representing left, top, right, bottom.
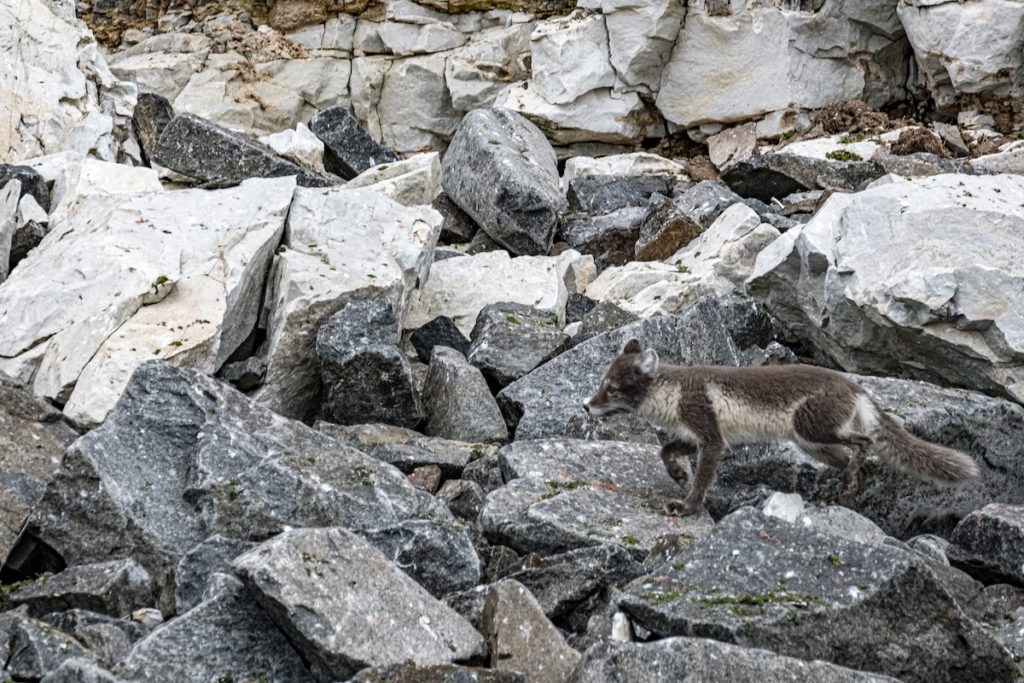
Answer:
793, 392, 875, 506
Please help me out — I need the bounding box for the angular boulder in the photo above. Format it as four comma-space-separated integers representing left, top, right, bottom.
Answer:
410, 315, 471, 363
530, 11, 616, 105
7, 560, 153, 619
566, 174, 677, 215
949, 504, 1024, 586
748, 173, 1024, 402
468, 302, 569, 387
232, 527, 484, 681
441, 108, 566, 256
620, 508, 1017, 683
308, 106, 398, 179
422, 347, 507, 444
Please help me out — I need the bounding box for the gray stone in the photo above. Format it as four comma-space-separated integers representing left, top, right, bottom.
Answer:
571, 637, 900, 682
673, 180, 745, 229
566, 175, 677, 215
410, 315, 471, 363
2, 611, 91, 681
352, 664, 524, 683
432, 192, 478, 245
152, 113, 338, 187
232, 528, 485, 681
0, 379, 78, 568
619, 508, 1016, 683
722, 153, 885, 203
173, 535, 256, 614
634, 194, 705, 261
131, 93, 174, 166
441, 108, 566, 256
437, 480, 486, 521
462, 450, 504, 495
7, 560, 153, 619
43, 610, 146, 671
362, 519, 482, 597
120, 581, 314, 682
40, 658, 126, 683
571, 301, 638, 348
309, 106, 398, 180
468, 303, 569, 387
422, 347, 508, 443
482, 579, 580, 681
216, 355, 266, 392
504, 544, 645, 620
10, 219, 48, 272
949, 504, 1024, 586
316, 422, 493, 478
905, 534, 950, 567
558, 207, 647, 272
481, 439, 715, 560
408, 464, 443, 493
0, 164, 50, 213
497, 295, 780, 441
566, 293, 596, 324
316, 299, 420, 428
26, 361, 452, 611
875, 152, 973, 178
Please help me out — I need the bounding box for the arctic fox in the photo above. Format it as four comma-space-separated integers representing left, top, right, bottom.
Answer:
583, 338, 980, 516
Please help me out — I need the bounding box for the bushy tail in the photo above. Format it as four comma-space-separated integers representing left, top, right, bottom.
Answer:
874, 412, 980, 483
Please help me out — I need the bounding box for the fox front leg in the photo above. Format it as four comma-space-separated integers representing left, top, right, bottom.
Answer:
660, 439, 696, 497
665, 439, 724, 517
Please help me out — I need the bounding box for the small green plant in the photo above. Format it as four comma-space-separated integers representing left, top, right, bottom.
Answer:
828, 554, 844, 567
672, 562, 686, 571
152, 275, 169, 293
497, 652, 513, 660
826, 149, 862, 162
505, 313, 522, 325
546, 480, 586, 491
620, 535, 640, 546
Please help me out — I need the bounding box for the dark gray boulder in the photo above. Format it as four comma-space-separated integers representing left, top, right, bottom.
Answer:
422, 347, 508, 443
571, 637, 900, 682
481, 439, 715, 560
0, 379, 78, 569
119, 580, 314, 682
40, 658, 126, 683
673, 180, 745, 229
0, 164, 50, 213
442, 108, 566, 256
721, 152, 885, 203
558, 207, 647, 271
352, 663, 524, 682
152, 113, 338, 187
634, 194, 704, 261
131, 93, 174, 166
362, 519, 482, 597
25, 361, 459, 611
7, 560, 153, 619
432, 192, 479, 245
216, 356, 266, 392
436, 479, 486, 521
316, 299, 420, 428
1, 609, 92, 681
410, 315, 471, 363
468, 302, 569, 387
565, 293, 596, 324
570, 301, 638, 348
619, 507, 1017, 683
232, 527, 484, 681
43, 609, 147, 670
309, 106, 398, 179
173, 535, 256, 614
949, 504, 1024, 586
497, 295, 780, 441
566, 174, 677, 215
10, 219, 48, 271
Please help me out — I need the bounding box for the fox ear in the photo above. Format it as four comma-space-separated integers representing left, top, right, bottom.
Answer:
637, 348, 659, 376
620, 338, 642, 355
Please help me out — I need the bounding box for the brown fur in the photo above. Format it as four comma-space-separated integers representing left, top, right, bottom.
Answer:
584, 338, 980, 516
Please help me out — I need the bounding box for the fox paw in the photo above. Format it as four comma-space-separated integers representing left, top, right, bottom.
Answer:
664, 499, 700, 516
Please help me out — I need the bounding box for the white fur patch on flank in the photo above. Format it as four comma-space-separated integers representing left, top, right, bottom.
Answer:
842, 394, 879, 439
706, 384, 798, 446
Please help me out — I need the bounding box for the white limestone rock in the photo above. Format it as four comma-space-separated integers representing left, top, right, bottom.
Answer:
1, 0, 136, 162
656, 2, 907, 128
748, 173, 1024, 402
601, 0, 685, 92
350, 56, 392, 143
445, 23, 534, 112
109, 51, 207, 102
259, 123, 326, 172
257, 187, 442, 420
494, 81, 647, 145
898, 0, 1024, 112
0, 177, 296, 427
345, 152, 442, 206
562, 151, 688, 189
972, 141, 1024, 176
0, 181, 20, 284
405, 249, 595, 337
378, 20, 466, 56
530, 11, 617, 105
586, 203, 779, 318
378, 53, 461, 153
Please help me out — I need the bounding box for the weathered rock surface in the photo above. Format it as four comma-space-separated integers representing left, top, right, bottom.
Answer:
0, 609, 93, 681
748, 173, 1024, 402
634, 194, 704, 261
309, 105, 398, 179
173, 534, 256, 614
40, 658, 126, 683
7, 560, 153, 619
602, 0, 685, 92
259, 122, 327, 172
411, 315, 472, 362
316, 299, 421, 428
445, 23, 533, 112
152, 113, 337, 187
362, 519, 483, 596
441, 108, 566, 256
722, 151, 885, 203
497, 296, 780, 441
345, 152, 443, 207
558, 206, 648, 272
949, 505, 1024, 586
620, 508, 1017, 683
131, 93, 174, 166
232, 527, 484, 681
566, 174, 677, 215
0, 379, 77, 567
26, 361, 458, 611
530, 11, 616, 105
352, 663, 524, 683
481, 439, 715, 559
572, 637, 900, 682
0, 175, 294, 428
422, 347, 508, 443
468, 302, 569, 386
0, 165, 50, 213
257, 186, 441, 420
120, 580, 314, 682
482, 579, 580, 682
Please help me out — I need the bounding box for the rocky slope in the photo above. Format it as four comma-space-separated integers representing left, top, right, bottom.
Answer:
2, 0, 1024, 681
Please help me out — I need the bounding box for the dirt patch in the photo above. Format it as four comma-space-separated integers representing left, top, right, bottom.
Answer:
889, 128, 946, 157
814, 99, 890, 136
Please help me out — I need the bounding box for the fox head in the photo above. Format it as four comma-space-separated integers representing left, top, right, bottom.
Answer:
583, 337, 659, 417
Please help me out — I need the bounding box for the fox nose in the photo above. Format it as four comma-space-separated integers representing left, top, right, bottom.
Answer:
582, 398, 591, 414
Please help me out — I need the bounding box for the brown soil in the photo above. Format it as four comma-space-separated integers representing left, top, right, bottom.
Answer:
889, 128, 946, 157
814, 99, 891, 136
